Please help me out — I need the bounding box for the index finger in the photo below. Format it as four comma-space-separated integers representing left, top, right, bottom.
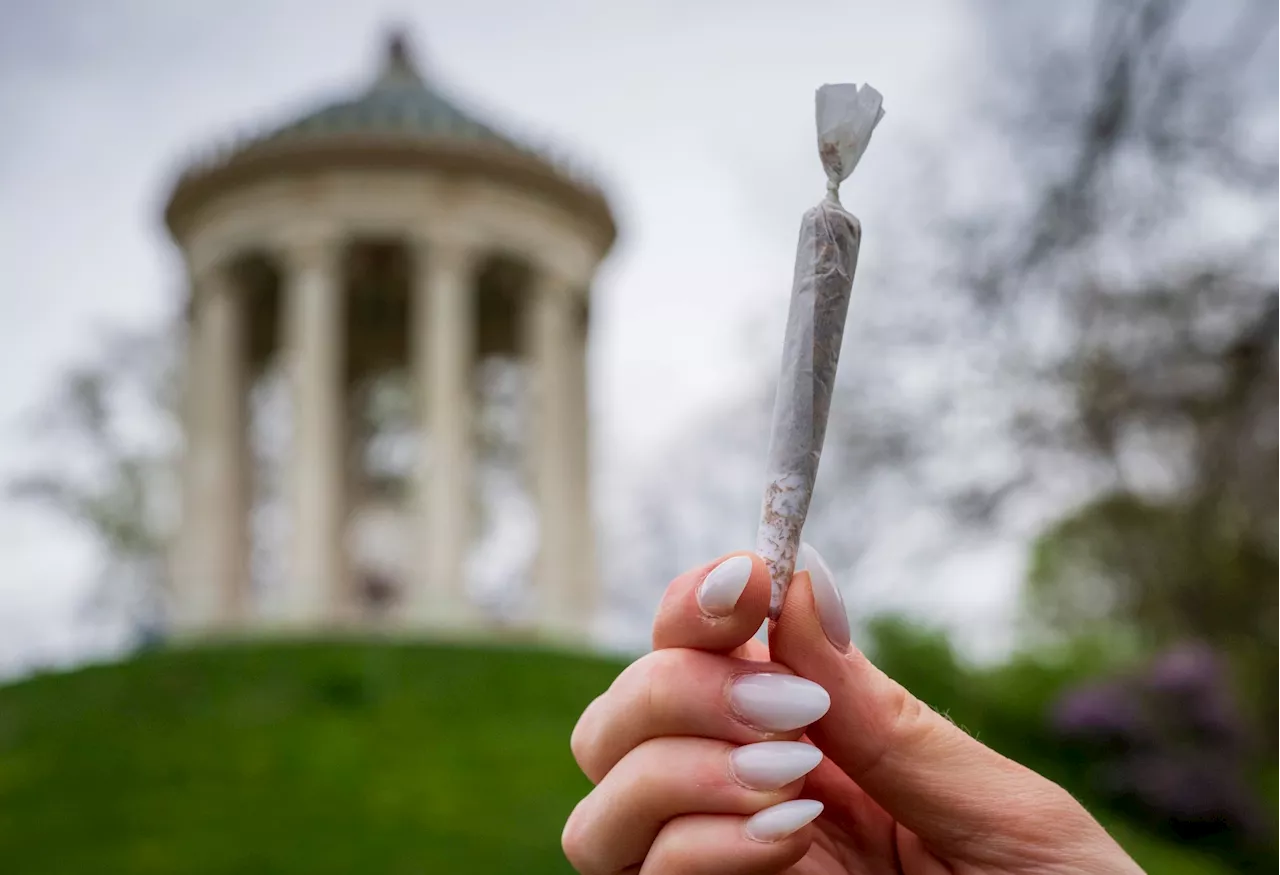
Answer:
652, 552, 772, 653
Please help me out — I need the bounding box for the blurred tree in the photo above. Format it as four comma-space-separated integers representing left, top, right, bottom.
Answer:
8, 327, 181, 637
941, 0, 1277, 507
947, 0, 1278, 735
1028, 491, 1277, 730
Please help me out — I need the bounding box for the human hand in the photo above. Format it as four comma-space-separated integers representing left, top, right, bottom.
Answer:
563, 548, 1145, 874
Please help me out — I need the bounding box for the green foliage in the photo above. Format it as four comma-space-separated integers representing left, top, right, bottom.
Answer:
1027, 494, 1278, 647
1027, 492, 1279, 744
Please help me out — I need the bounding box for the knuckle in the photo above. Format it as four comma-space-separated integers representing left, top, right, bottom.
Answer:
857, 672, 935, 779
560, 801, 594, 873
569, 697, 601, 775
651, 825, 703, 872
621, 647, 693, 715
621, 737, 671, 796
572, 649, 700, 783
884, 684, 931, 748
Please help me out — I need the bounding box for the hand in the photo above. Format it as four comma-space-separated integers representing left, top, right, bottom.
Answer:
563, 548, 1145, 874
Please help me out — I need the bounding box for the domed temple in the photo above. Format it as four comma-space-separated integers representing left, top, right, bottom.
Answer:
165, 33, 615, 642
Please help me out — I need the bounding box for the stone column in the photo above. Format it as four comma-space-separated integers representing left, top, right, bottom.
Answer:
526, 271, 595, 642
408, 238, 480, 629
173, 263, 250, 631
281, 238, 346, 626
567, 293, 597, 637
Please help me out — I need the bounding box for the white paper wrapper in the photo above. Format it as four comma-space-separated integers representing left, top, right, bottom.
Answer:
756, 83, 884, 619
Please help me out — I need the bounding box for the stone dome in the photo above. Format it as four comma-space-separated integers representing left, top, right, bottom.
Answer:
262, 33, 513, 150
164, 31, 614, 248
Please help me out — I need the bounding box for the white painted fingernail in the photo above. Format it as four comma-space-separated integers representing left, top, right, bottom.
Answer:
745, 799, 824, 842
698, 555, 752, 617
799, 543, 851, 651
729, 674, 830, 732
730, 742, 823, 790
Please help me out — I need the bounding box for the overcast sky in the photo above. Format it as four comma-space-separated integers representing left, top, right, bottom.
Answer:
0, 0, 1014, 673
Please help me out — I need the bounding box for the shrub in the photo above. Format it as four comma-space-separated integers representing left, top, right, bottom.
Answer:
1053, 643, 1272, 862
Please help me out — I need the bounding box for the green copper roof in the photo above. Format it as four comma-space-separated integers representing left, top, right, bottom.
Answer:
262, 33, 513, 149
165, 31, 616, 249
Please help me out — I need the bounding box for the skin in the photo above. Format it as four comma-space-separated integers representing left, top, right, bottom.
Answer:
563, 552, 1145, 875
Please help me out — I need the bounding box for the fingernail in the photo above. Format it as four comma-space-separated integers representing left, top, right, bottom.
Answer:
798, 543, 851, 650
730, 742, 823, 790
744, 799, 824, 842
729, 673, 830, 732
698, 555, 752, 617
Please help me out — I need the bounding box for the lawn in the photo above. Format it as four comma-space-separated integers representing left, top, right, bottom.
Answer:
0, 640, 622, 874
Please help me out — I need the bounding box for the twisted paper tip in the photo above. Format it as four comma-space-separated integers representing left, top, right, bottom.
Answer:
816, 83, 885, 201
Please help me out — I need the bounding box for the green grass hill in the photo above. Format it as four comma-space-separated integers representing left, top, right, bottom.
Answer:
0, 641, 622, 874
0, 640, 1239, 874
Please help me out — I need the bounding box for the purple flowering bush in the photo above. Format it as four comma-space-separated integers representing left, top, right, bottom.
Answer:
1052, 644, 1269, 851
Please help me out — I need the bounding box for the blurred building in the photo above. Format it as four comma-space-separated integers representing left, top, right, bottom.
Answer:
165, 32, 615, 642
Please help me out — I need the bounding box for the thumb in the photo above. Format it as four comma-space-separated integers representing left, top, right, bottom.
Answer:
770, 545, 1084, 855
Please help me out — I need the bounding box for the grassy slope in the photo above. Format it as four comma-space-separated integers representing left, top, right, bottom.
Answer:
0, 641, 622, 874
0, 641, 1237, 874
